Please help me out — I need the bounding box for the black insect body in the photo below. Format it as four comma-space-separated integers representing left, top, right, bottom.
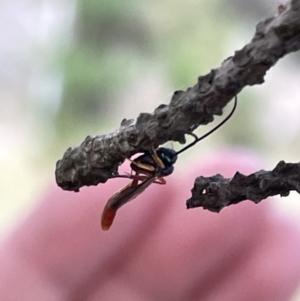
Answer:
131, 147, 177, 177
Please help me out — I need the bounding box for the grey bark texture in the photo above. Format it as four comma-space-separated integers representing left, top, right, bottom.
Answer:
187, 161, 300, 211
55, 0, 300, 216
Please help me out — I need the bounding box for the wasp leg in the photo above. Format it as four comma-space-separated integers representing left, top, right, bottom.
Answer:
125, 176, 166, 185
109, 174, 133, 180
117, 174, 166, 185
130, 159, 156, 173
154, 177, 166, 185
151, 146, 165, 169
126, 157, 153, 167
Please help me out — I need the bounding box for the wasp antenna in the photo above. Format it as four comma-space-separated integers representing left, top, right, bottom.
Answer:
176, 95, 237, 155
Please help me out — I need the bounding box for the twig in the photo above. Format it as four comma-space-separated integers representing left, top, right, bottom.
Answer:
186, 161, 300, 211
55, 0, 300, 192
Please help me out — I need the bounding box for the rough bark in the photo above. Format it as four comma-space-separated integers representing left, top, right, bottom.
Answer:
55, 0, 300, 197
187, 161, 300, 211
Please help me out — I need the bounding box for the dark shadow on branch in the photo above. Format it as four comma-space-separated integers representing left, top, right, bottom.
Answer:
55, 0, 300, 193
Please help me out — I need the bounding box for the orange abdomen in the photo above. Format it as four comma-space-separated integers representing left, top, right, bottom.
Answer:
101, 206, 117, 230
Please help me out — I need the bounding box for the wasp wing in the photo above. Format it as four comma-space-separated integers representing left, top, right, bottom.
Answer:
101, 176, 156, 230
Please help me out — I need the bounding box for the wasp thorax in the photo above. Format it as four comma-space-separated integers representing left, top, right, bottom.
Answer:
156, 148, 178, 167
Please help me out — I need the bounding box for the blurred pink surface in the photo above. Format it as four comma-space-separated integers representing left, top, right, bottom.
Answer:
1, 149, 300, 301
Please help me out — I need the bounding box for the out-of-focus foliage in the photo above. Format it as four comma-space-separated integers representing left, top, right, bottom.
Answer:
3, 2, 300, 299
56, 0, 154, 139
55, 0, 247, 143
2, 0, 300, 248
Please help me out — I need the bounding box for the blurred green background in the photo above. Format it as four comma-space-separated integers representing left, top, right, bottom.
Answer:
1, 1, 300, 295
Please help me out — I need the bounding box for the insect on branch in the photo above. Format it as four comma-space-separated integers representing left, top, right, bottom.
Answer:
55, 0, 300, 193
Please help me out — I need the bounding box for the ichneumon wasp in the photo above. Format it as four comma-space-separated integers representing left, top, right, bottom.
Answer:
101, 96, 237, 230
